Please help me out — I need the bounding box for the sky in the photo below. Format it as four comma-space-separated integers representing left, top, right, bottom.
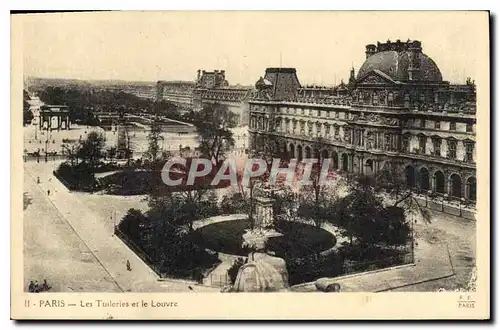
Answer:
18, 11, 488, 86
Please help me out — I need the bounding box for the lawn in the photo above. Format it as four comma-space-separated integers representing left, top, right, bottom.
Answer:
196, 219, 336, 258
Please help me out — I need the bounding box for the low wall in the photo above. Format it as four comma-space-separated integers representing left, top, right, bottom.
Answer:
193, 214, 345, 257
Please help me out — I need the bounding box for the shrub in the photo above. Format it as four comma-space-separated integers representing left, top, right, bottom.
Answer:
220, 193, 247, 215
118, 208, 147, 241
55, 162, 98, 191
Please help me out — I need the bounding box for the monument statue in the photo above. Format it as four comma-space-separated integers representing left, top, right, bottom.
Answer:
230, 183, 290, 292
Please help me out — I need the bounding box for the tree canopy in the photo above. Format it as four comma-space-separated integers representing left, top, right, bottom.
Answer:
193, 103, 237, 164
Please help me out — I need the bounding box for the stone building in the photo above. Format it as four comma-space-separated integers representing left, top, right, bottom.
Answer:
156, 69, 254, 126
39, 105, 71, 130
248, 40, 476, 203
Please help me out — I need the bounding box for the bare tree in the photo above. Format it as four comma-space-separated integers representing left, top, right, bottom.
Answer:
193, 103, 237, 164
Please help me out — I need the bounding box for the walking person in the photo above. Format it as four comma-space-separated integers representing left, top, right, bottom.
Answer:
28, 281, 35, 292
47, 189, 50, 196
41, 279, 51, 291
126, 260, 131, 271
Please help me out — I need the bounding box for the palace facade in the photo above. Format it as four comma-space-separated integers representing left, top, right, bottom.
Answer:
156, 70, 254, 126
248, 39, 477, 202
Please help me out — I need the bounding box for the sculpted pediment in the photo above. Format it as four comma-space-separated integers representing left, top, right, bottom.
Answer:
357, 70, 397, 86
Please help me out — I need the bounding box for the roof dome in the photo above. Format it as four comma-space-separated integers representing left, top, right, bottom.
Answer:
357, 50, 442, 82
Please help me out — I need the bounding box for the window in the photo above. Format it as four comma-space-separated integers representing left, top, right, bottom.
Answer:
344, 128, 351, 143
316, 122, 322, 135
432, 137, 442, 156
373, 92, 379, 105
420, 119, 426, 128
466, 123, 473, 132
418, 135, 427, 154
292, 120, 297, 131
308, 122, 313, 135
335, 112, 339, 119
402, 134, 411, 153
356, 130, 363, 147
450, 122, 456, 131
388, 92, 394, 106
465, 141, 474, 162
334, 125, 340, 138
301, 108, 305, 115
435, 121, 441, 129
447, 139, 457, 159
325, 124, 331, 136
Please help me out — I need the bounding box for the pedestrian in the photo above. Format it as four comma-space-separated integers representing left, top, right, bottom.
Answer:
47, 189, 50, 196
37, 177, 40, 184
126, 260, 131, 271
28, 281, 35, 292
42, 279, 51, 291
33, 281, 40, 293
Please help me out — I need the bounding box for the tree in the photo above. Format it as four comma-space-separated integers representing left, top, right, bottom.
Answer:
156, 100, 182, 120
144, 116, 162, 166
118, 208, 147, 241
193, 103, 237, 164
62, 142, 81, 167
107, 147, 117, 162
77, 131, 105, 170
364, 161, 431, 224
298, 137, 335, 227
334, 172, 411, 248
23, 101, 34, 126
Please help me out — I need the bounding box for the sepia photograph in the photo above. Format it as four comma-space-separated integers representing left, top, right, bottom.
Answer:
10, 10, 490, 320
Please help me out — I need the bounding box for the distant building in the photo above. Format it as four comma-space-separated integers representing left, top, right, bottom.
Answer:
249, 39, 476, 203
156, 70, 254, 126
39, 105, 71, 130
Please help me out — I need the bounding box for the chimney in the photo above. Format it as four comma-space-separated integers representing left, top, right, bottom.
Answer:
408, 40, 422, 81
197, 70, 201, 81
365, 44, 377, 59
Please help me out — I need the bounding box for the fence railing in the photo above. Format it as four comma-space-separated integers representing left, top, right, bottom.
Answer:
113, 226, 208, 283
414, 194, 476, 221
113, 226, 163, 278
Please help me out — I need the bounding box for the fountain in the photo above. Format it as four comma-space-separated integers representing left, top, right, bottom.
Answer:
232, 183, 290, 292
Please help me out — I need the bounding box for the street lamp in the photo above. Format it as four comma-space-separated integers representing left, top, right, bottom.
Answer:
45, 139, 49, 163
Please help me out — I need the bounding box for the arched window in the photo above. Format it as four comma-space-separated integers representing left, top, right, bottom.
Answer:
341, 154, 349, 171
332, 151, 339, 169
297, 145, 303, 161
365, 159, 374, 175
313, 149, 320, 160
419, 167, 430, 191
304, 146, 312, 159
450, 174, 462, 198
405, 165, 416, 188
434, 171, 445, 194
466, 177, 476, 201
